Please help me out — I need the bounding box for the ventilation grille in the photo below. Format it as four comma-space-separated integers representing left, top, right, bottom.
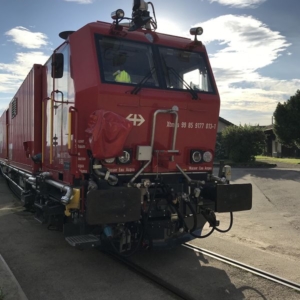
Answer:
11, 97, 18, 119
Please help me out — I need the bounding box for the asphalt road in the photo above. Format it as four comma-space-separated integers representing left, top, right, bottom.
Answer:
1, 167, 300, 300
198, 166, 300, 283
0, 178, 175, 300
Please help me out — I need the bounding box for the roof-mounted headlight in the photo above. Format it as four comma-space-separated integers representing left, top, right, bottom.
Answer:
111, 9, 125, 21
190, 27, 203, 44
190, 27, 203, 36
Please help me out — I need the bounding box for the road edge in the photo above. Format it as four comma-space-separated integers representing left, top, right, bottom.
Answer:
0, 255, 28, 300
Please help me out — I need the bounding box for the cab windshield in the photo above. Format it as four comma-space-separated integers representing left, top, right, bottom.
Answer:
96, 35, 215, 94
96, 36, 158, 87
158, 47, 213, 93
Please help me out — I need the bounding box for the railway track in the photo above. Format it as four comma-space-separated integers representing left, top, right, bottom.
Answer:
107, 243, 300, 300
3, 174, 300, 298
183, 243, 300, 292
104, 250, 194, 300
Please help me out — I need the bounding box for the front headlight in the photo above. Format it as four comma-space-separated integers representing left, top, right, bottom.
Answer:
192, 151, 202, 163
203, 151, 213, 163
117, 150, 131, 164
104, 157, 115, 164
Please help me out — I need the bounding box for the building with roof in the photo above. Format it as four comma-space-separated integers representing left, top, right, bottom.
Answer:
263, 124, 299, 157
217, 117, 234, 133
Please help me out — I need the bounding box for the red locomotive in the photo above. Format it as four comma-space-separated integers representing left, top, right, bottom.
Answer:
0, 1, 251, 253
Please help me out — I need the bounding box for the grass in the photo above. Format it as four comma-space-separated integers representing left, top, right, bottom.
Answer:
256, 155, 300, 165
215, 155, 300, 168
216, 159, 274, 166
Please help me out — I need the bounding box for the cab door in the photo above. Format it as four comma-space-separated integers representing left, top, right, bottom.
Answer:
43, 44, 75, 182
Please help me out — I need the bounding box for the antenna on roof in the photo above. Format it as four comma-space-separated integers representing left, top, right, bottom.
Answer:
129, 0, 157, 31
111, 1, 157, 32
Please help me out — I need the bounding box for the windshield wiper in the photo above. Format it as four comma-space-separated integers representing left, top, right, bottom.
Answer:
167, 67, 199, 100
131, 68, 155, 95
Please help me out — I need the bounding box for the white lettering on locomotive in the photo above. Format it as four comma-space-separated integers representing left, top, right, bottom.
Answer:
167, 121, 179, 128
167, 121, 216, 129
189, 166, 198, 170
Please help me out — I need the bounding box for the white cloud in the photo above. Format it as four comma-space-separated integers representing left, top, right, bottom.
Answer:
0, 73, 22, 93
201, 15, 289, 73
220, 78, 300, 111
64, 0, 93, 3
157, 19, 182, 35
5, 27, 48, 49
0, 52, 48, 93
209, 0, 267, 8
193, 14, 295, 124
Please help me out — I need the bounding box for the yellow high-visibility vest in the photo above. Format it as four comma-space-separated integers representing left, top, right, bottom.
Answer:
115, 70, 131, 83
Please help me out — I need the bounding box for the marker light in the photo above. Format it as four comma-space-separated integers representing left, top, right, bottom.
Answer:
190, 27, 203, 36
104, 157, 116, 164
203, 151, 213, 163
192, 151, 202, 163
117, 150, 131, 164
111, 9, 125, 20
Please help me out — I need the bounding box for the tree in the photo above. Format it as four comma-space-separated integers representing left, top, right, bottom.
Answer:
274, 90, 300, 148
221, 125, 266, 163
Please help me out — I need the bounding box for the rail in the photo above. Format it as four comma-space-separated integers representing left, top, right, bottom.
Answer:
182, 243, 300, 292
104, 250, 194, 300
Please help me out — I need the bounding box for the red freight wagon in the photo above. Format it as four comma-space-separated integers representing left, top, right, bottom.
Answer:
0, 1, 252, 254
0, 110, 8, 160
4, 65, 43, 173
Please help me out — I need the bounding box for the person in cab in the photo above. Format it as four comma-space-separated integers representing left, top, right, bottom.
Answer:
113, 68, 131, 83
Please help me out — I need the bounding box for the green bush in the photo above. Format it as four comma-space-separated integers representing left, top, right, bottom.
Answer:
221, 125, 266, 163
215, 132, 227, 159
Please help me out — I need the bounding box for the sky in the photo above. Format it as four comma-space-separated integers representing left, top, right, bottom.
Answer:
0, 0, 299, 125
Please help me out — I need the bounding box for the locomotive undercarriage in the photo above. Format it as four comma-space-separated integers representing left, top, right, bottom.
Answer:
85, 172, 218, 250
0, 161, 252, 255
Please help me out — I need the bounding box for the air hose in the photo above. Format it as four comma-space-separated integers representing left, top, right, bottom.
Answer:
214, 211, 233, 233
185, 201, 215, 238
175, 200, 233, 238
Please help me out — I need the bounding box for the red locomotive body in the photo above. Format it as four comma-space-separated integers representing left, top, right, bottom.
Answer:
42, 22, 219, 181
0, 2, 252, 253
